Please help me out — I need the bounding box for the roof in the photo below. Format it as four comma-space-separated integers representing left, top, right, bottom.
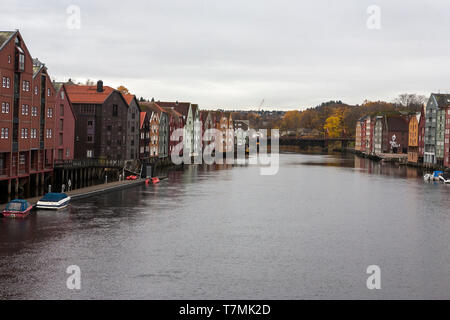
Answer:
431, 93, 450, 108
123, 94, 137, 106
32, 58, 45, 78
65, 84, 115, 104
0, 31, 16, 51
140, 112, 148, 129
155, 101, 192, 116
139, 102, 167, 116
163, 106, 183, 120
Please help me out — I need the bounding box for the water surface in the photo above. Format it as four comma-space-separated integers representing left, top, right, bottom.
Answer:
0, 153, 449, 299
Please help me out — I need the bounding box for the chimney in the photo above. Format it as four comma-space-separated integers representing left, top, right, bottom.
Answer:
176, 100, 179, 105
97, 80, 103, 92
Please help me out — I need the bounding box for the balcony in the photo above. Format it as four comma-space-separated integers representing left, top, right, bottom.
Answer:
0, 167, 8, 177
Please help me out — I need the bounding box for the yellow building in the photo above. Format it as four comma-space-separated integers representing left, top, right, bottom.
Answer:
407, 113, 420, 163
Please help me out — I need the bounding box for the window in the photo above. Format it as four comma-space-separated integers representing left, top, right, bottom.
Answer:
60, 119, 64, 131
1, 128, 8, 139
47, 88, 51, 97
19, 154, 25, 165
2, 77, 5, 88
61, 91, 65, 100
21, 105, 29, 115
60, 104, 64, 116
31, 106, 37, 116
34, 86, 38, 95
31, 129, 37, 139
26, 81, 30, 92
2, 102, 10, 113
6, 78, 10, 88
59, 133, 63, 145
88, 120, 93, 127
66, 148, 70, 157
87, 150, 93, 158
8, 55, 11, 63
21, 128, 28, 138
46, 129, 52, 138
23, 81, 26, 91
47, 108, 53, 118
87, 135, 93, 142
113, 104, 118, 116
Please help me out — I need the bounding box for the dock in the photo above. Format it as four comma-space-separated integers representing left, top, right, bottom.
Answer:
0, 179, 147, 211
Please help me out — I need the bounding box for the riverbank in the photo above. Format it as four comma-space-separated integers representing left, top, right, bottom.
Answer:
0, 179, 147, 211
349, 149, 449, 172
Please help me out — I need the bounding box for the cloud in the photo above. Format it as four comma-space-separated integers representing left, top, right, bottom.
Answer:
2, 0, 450, 109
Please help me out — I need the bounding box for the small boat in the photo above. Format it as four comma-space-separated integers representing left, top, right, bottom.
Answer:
151, 177, 160, 184
432, 171, 444, 181
423, 173, 432, 181
2, 199, 33, 218
439, 173, 450, 184
36, 193, 70, 210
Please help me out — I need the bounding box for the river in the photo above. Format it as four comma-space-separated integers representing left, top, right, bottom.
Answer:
0, 153, 449, 299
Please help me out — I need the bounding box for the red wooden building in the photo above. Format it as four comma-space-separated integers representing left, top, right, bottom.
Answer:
0, 31, 56, 202
53, 82, 76, 161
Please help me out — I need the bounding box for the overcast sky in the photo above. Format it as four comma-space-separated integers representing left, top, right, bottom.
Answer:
2, 0, 450, 110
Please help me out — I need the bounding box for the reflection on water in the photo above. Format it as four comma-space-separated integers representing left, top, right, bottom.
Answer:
0, 153, 449, 300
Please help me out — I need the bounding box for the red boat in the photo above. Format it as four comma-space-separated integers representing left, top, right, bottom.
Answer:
2, 199, 33, 219
151, 177, 160, 184
126, 175, 138, 180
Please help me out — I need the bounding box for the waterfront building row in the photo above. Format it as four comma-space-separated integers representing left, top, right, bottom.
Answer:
355, 93, 450, 167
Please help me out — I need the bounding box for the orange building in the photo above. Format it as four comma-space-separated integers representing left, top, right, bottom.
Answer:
408, 113, 421, 163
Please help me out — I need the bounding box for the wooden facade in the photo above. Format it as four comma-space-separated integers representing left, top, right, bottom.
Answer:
66, 81, 131, 160
0, 31, 56, 201
54, 83, 76, 161
408, 113, 421, 163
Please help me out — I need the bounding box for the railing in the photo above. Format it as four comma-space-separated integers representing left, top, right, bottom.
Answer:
54, 158, 126, 169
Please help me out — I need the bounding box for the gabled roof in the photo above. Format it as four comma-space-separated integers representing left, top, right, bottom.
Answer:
0, 31, 17, 51
123, 94, 137, 106
140, 111, 148, 129
65, 84, 116, 104
32, 58, 46, 78
140, 101, 167, 116
155, 101, 192, 117
431, 93, 450, 108
163, 106, 183, 120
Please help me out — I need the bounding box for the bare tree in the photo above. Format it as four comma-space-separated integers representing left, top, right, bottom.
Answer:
394, 93, 427, 107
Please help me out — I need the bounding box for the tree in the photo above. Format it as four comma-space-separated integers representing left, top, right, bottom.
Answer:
117, 86, 130, 95
394, 93, 427, 108
323, 115, 343, 138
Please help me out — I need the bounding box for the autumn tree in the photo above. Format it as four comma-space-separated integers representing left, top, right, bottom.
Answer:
323, 115, 343, 138
117, 86, 130, 95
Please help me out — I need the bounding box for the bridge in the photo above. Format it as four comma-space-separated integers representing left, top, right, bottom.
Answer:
267, 137, 355, 150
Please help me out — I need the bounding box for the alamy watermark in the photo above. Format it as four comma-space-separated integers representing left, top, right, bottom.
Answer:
170, 126, 279, 176
366, 265, 381, 290
66, 5, 81, 30
66, 265, 81, 290
366, 5, 381, 30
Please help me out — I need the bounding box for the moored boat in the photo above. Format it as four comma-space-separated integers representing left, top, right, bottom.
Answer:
36, 193, 71, 210
439, 173, 450, 184
151, 177, 160, 184
432, 171, 444, 181
2, 199, 33, 218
